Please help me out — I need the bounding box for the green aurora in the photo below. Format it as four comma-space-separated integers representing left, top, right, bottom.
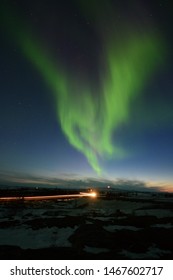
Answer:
3, 4, 165, 174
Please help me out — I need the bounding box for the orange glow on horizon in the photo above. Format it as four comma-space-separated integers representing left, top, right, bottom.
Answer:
146, 181, 173, 193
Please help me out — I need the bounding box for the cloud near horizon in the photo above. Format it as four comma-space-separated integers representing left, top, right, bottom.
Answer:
0, 171, 172, 192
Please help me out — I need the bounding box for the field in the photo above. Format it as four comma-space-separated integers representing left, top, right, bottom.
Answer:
0, 189, 173, 259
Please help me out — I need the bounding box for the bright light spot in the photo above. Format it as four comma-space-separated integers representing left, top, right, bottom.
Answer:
79, 191, 97, 198
90, 192, 97, 197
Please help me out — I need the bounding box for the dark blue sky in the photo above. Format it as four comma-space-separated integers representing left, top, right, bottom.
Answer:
0, 0, 173, 191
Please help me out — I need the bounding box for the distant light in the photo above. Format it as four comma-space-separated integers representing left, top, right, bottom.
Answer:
90, 192, 97, 198
107, 186, 111, 189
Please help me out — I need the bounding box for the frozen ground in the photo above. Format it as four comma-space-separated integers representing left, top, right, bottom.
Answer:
0, 196, 173, 259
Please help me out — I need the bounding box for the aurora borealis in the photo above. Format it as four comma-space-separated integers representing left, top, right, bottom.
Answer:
1, 0, 173, 190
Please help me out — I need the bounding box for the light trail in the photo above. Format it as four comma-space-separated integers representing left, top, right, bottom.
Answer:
80, 192, 97, 197
0, 192, 97, 202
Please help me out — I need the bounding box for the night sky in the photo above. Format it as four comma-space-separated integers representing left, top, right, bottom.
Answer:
1, 0, 173, 191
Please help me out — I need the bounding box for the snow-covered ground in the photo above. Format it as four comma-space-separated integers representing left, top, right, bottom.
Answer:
0, 196, 172, 259
0, 226, 76, 249
135, 209, 173, 218
103, 225, 141, 232
120, 245, 172, 259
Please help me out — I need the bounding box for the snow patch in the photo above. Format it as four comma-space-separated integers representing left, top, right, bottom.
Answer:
104, 225, 141, 232
0, 226, 77, 249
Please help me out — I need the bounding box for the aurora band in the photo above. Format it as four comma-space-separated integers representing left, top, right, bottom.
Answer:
2, 4, 165, 174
